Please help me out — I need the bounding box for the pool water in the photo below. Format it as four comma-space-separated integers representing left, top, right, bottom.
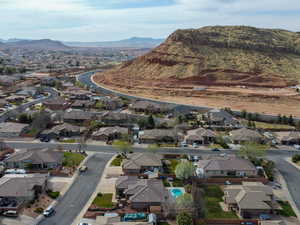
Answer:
169, 188, 184, 198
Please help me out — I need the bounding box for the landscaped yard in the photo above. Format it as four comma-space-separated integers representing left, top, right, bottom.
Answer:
110, 155, 124, 167
254, 121, 295, 130
165, 159, 180, 174
277, 201, 297, 217
92, 193, 115, 209
204, 185, 238, 219
63, 152, 85, 167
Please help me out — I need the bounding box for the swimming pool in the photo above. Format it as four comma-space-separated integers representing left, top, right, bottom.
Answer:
168, 188, 185, 199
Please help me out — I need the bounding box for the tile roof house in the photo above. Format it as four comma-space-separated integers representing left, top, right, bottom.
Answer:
123, 178, 170, 210
0, 99, 8, 107
43, 97, 70, 110
63, 109, 95, 124
230, 128, 265, 144
115, 176, 140, 196
39, 123, 86, 140
0, 122, 29, 138
99, 97, 124, 110
130, 100, 172, 114
205, 109, 241, 128
139, 129, 182, 144
92, 126, 128, 142
224, 182, 275, 219
0, 174, 48, 208
122, 153, 163, 175
279, 132, 300, 145
186, 128, 217, 145
5, 149, 64, 169
101, 112, 145, 127
196, 158, 257, 178
71, 100, 94, 109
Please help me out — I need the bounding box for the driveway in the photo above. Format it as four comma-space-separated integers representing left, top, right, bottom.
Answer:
38, 153, 112, 225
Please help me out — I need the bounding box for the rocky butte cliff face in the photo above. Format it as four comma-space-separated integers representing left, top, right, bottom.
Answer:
97, 26, 300, 88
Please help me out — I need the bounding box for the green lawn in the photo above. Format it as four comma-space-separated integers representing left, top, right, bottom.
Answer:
204, 185, 238, 219
110, 155, 124, 167
63, 152, 85, 167
172, 178, 184, 187
158, 222, 170, 225
59, 139, 77, 143
93, 193, 115, 209
277, 201, 297, 217
254, 121, 295, 130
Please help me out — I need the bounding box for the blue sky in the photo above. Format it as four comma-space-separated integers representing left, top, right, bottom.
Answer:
0, 0, 299, 41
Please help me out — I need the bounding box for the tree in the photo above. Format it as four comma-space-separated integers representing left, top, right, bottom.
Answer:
176, 193, 194, 211
113, 140, 132, 155
238, 142, 266, 159
277, 114, 282, 124
147, 115, 155, 129
241, 109, 247, 119
288, 115, 294, 126
148, 144, 159, 153
18, 113, 32, 123
175, 161, 195, 180
176, 212, 193, 225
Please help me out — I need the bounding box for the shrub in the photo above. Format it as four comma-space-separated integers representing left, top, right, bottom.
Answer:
47, 190, 60, 199
34, 207, 44, 214
292, 155, 300, 163
176, 212, 193, 225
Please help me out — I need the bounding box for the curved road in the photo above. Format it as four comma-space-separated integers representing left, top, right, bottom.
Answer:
78, 71, 300, 122
38, 153, 112, 225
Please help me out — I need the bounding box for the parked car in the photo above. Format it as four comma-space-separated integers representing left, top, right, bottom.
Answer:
180, 142, 188, 147
192, 143, 199, 148
43, 206, 55, 217
78, 223, 91, 225
2, 210, 18, 217
211, 148, 220, 152
79, 165, 88, 173
225, 180, 231, 185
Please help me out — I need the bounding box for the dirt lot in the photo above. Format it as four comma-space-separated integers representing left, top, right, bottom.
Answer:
94, 74, 300, 117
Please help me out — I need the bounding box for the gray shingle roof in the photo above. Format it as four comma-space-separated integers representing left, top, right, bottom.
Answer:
123, 153, 163, 170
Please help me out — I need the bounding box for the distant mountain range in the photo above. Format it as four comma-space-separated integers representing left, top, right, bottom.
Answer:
0, 37, 165, 50
0, 39, 70, 50
64, 37, 165, 48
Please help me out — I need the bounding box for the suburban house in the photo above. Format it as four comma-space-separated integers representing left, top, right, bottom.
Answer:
5, 149, 64, 169
186, 128, 217, 145
115, 176, 140, 197
0, 99, 8, 108
130, 100, 172, 114
71, 100, 94, 109
205, 109, 241, 128
139, 129, 182, 144
39, 123, 86, 140
63, 109, 95, 124
118, 178, 170, 210
0, 122, 29, 138
101, 112, 144, 127
279, 132, 300, 145
98, 97, 124, 110
122, 153, 163, 174
196, 158, 257, 178
92, 126, 128, 142
230, 128, 265, 144
67, 90, 91, 100
0, 174, 48, 209
43, 97, 70, 110
224, 182, 275, 219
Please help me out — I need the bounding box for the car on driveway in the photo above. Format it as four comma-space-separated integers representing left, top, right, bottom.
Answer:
79, 166, 88, 173
43, 206, 55, 217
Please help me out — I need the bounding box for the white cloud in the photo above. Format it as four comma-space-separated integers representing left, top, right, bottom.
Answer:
0, 0, 299, 41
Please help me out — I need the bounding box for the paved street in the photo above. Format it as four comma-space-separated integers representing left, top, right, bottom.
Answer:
38, 153, 112, 225
5, 141, 300, 222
